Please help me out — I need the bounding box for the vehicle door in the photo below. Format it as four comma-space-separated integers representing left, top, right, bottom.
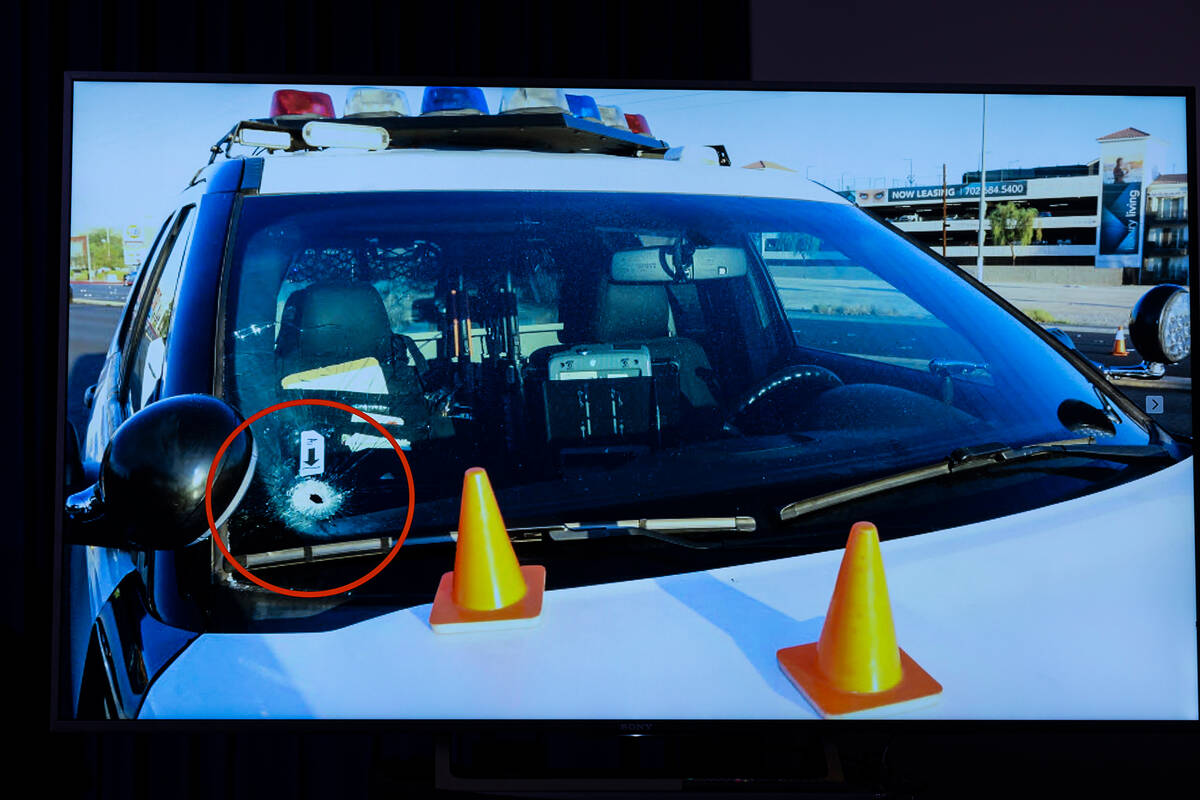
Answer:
82, 205, 197, 459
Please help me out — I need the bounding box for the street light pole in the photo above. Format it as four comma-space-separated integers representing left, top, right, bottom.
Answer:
975, 95, 987, 282
942, 163, 948, 258
904, 158, 914, 185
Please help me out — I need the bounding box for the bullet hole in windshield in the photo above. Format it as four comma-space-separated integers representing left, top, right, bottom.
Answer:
286, 478, 344, 523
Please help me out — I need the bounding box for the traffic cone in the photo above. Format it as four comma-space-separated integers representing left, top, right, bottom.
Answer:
777, 522, 941, 718
429, 467, 545, 633
1111, 325, 1129, 357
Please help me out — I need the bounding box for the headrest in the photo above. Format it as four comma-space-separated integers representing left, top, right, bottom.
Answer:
591, 281, 670, 342
276, 282, 392, 364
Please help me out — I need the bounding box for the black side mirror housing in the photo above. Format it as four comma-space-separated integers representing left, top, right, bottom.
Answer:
64, 394, 255, 550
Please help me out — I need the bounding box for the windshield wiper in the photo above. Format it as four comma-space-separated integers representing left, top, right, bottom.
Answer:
240, 516, 758, 568
779, 437, 1173, 524
468, 516, 757, 550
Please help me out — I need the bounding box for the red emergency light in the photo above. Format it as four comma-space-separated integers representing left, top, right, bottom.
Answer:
269, 89, 336, 119
624, 113, 652, 136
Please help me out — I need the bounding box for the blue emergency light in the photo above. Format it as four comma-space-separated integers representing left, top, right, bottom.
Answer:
421, 86, 489, 116
565, 93, 602, 122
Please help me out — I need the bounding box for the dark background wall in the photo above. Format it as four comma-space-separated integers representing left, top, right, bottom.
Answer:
12, 1, 1197, 796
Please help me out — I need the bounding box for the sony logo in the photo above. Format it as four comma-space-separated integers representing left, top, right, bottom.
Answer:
619, 722, 654, 732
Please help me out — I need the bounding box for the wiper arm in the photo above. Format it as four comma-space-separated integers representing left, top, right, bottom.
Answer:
779, 437, 1172, 524
480, 516, 757, 550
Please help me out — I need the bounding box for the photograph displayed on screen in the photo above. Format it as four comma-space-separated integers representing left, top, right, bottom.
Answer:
60, 80, 1194, 721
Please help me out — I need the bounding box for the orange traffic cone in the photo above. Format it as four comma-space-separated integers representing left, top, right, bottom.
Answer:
429, 467, 546, 633
777, 522, 941, 718
1111, 325, 1129, 357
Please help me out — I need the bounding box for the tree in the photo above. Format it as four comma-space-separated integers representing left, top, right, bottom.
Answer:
84, 228, 126, 276
987, 202, 1042, 265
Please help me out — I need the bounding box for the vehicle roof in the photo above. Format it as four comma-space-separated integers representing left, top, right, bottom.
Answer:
243, 148, 851, 203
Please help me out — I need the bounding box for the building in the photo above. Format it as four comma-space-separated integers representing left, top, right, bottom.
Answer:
1144, 173, 1189, 283
844, 127, 1189, 286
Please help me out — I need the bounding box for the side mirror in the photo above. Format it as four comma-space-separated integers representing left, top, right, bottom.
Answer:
64, 394, 255, 550
1127, 284, 1190, 365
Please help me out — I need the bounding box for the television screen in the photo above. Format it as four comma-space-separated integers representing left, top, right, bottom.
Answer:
60, 79, 1195, 720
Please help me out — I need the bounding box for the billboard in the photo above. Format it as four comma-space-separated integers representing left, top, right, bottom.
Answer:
1096, 132, 1148, 268
886, 180, 1026, 203
69, 234, 90, 276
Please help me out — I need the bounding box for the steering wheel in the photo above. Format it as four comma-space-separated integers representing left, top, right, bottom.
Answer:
724, 364, 843, 435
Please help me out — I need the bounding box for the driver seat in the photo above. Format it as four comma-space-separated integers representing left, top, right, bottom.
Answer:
275, 281, 445, 444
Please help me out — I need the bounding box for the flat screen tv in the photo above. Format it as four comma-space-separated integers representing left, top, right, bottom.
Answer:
57, 77, 1195, 725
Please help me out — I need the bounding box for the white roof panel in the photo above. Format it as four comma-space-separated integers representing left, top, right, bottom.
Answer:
254, 149, 850, 203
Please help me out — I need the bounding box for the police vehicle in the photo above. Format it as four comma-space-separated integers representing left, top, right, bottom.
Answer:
63, 86, 1195, 720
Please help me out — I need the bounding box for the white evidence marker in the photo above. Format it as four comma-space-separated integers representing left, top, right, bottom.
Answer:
299, 430, 325, 476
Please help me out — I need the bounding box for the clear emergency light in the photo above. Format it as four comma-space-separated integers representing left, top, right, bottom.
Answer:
421, 86, 489, 116
565, 94, 602, 122
235, 128, 293, 150
598, 105, 630, 130
344, 87, 411, 117
625, 113, 652, 136
499, 87, 570, 114
269, 89, 336, 119
301, 121, 390, 150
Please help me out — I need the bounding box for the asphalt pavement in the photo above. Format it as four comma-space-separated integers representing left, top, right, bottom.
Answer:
70, 282, 129, 304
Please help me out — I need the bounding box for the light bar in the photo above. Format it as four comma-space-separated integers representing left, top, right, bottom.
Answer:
598, 104, 630, 130
301, 121, 390, 150
499, 87, 570, 114
421, 86, 489, 116
235, 128, 293, 150
269, 89, 335, 119
344, 86, 410, 117
625, 113, 652, 136
565, 93, 601, 122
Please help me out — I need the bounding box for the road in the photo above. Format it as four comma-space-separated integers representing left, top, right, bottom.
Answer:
70, 282, 130, 304
986, 281, 1171, 329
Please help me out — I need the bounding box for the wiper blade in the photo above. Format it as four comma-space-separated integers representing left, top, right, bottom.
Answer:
779, 437, 1172, 524
241, 516, 757, 567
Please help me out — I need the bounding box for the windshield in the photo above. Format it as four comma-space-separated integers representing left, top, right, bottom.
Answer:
220, 191, 1152, 559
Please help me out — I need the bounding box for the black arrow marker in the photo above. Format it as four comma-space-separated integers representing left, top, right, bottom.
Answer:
305, 447, 318, 466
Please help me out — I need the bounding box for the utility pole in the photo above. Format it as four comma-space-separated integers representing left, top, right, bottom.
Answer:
975, 95, 987, 282
942, 163, 948, 258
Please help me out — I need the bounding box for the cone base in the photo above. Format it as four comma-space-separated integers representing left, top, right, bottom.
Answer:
429, 565, 546, 633
777, 642, 942, 719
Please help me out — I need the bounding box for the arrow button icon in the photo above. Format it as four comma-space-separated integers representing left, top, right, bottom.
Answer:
1145, 395, 1163, 415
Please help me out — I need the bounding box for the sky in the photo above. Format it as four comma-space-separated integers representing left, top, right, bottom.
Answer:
70, 81, 1190, 238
